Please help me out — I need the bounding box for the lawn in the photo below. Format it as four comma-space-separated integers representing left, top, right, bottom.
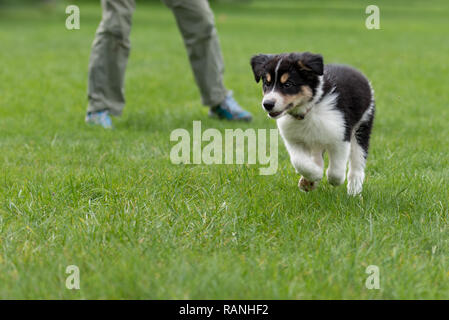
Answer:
0, 0, 448, 299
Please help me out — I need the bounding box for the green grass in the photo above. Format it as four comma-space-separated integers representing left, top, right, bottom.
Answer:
1, 0, 449, 299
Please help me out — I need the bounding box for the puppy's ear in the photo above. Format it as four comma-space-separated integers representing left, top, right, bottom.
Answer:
295, 52, 324, 76
250, 54, 272, 83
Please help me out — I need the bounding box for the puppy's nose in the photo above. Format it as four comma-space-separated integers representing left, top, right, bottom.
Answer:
263, 100, 275, 111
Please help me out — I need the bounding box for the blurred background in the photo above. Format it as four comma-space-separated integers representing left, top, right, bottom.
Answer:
0, 0, 249, 4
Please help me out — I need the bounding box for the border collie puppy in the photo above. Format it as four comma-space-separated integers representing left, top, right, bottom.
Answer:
250, 52, 375, 195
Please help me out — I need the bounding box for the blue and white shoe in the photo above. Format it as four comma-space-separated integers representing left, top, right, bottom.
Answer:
209, 92, 252, 122
85, 110, 113, 129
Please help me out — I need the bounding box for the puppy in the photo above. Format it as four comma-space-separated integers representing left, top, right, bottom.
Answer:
250, 52, 375, 195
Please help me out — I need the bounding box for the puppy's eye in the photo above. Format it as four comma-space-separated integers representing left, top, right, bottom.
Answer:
283, 81, 294, 88
264, 73, 272, 84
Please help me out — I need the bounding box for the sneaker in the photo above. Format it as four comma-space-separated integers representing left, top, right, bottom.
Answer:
85, 110, 112, 129
209, 92, 252, 121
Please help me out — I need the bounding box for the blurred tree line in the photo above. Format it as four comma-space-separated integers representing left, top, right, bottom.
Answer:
0, 0, 246, 4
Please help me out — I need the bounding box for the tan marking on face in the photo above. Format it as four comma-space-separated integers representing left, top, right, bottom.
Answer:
298, 60, 312, 71
266, 73, 271, 82
301, 85, 313, 98
280, 73, 289, 84
282, 85, 313, 106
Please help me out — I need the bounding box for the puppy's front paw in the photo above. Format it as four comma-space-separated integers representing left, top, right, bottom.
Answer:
298, 177, 318, 192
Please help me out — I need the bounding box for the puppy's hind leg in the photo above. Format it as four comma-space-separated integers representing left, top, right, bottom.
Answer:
347, 139, 365, 196
347, 115, 374, 196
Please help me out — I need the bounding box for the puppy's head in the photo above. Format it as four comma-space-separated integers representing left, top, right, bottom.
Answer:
250, 52, 323, 119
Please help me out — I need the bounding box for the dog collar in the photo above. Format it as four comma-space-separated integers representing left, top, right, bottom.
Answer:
289, 105, 313, 120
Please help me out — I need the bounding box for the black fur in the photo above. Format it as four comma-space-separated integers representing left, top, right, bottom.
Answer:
250, 54, 274, 82
323, 64, 373, 142
355, 109, 375, 157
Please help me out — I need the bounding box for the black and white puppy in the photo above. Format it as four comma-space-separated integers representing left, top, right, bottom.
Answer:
250, 52, 375, 195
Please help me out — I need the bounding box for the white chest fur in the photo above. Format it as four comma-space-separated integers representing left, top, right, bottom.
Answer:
276, 93, 345, 149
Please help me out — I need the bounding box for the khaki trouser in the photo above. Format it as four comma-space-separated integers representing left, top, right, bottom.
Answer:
87, 0, 228, 116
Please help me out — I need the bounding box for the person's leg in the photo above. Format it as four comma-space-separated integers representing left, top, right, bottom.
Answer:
162, 0, 252, 121
87, 0, 135, 120
162, 0, 226, 107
